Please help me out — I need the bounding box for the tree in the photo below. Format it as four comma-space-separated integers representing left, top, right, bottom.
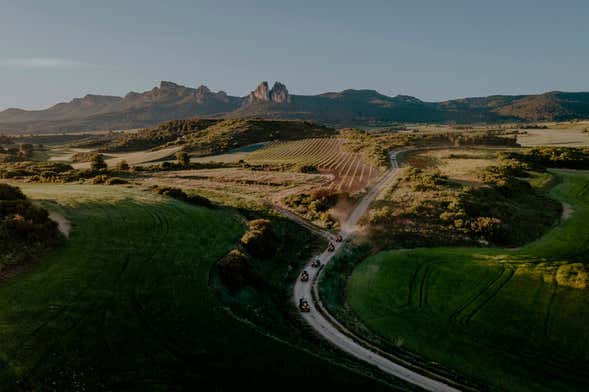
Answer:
117, 160, 130, 170
176, 151, 190, 166
240, 219, 276, 258
91, 154, 107, 171
217, 249, 254, 290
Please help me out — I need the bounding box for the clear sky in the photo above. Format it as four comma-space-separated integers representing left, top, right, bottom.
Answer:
1, 0, 588, 110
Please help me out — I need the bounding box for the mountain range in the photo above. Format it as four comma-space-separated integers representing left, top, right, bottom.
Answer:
2, 81, 589, 133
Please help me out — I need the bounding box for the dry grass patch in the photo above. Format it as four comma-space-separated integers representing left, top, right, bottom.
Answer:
517, 128, 589, 147
404, 148, 499, 187
141, 167, 330, 203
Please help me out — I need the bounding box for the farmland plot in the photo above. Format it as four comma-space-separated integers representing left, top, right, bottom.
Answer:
247, 138, 381, 193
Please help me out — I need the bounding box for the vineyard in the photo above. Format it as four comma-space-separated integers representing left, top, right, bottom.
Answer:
247, 138, 381, 193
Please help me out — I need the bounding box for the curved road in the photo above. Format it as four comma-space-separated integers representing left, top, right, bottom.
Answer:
292, 151, 461, 392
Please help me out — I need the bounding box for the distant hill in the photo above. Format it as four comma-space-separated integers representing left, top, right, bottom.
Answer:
2, 80, 589, 133
73, 118, 336, 156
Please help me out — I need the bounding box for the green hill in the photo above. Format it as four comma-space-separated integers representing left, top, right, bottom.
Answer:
73, 118, 336, 155
0, 184, 393, 390
346, 170, 589, 391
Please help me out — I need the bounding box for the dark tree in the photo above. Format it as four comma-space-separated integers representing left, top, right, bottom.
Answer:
117, 160, 130, 170
91, 154, 107, 171
176, 151, 190, 166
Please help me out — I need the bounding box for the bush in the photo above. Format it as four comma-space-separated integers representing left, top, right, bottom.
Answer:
0, 184, 62, 268
0, 183, 26, 200
283, 190, 339, 228
91, 174, 109, 184
176, 151, 190, 166
240, 219, 276, 258
217, 249, 255, 291
105, 177, 129, 185
502, 147, 589, 169
154, 186, 213, 208
72, 152, 99, 163
297, 164, 319, 173
117, 160, 130, 170
90, 154, 107, 171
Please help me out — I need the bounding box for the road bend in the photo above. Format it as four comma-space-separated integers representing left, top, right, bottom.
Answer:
292, 151, 461, 392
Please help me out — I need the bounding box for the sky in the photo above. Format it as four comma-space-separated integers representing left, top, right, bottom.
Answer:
1, 0, 588, 110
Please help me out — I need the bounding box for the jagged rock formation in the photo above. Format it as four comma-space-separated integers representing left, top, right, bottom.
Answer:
269, 82, 290, 103
243, 81, 291, 105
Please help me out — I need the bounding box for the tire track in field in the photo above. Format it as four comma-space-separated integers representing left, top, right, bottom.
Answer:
418, 264, 433, 308
462, 268, 514, 325
128, 201, 199, 364
21, 202, 128, 379
447, 266, 506, 328
543, 268, 559, 339
406, 263, 425, 306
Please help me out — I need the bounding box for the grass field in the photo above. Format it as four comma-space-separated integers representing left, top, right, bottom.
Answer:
347, 170, 589, 391
0, 184, 393, 390
247, 138, 381, 193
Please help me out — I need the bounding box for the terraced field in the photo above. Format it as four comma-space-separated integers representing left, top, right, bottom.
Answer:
0, 184, 391, 390
247, 138, 381, 193
347, 170, 589, 391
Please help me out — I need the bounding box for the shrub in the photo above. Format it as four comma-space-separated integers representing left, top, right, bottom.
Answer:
117, 160, 130, 170
105, 177, 129, 185
90, 154, 107, 171
283, 190, 338, 228
0, 184, 62, 268
176, 151, 190, 166
297, 164, 319, 173
240, 219, 276, 258
154, 186, 212, 208
0, 183, 26, 200
91, 174, 109, 184
217, 249, 255, 291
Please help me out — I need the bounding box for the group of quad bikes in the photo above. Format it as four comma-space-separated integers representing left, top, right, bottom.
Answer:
298, 234, 343, 313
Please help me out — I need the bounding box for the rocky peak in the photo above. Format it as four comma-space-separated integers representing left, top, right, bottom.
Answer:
270, 82, 290, 103
394, 95, 423, 104
159, 81, 182, 90
195, 85, 212, 97
252, 81, 271, 101
244, 81, 290, 105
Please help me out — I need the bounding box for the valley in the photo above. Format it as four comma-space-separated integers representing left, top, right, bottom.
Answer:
2, 116, 589, 391
3, 3, 589, 391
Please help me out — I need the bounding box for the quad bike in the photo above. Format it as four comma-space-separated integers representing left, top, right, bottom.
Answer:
311, 258, 322, 268
327, 242, 335, 252
335, 234, 343, 242
300, 270, 309, 282
299, 298, 311, 312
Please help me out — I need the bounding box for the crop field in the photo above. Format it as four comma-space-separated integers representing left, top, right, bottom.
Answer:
247, 138, 381, 193
0, 184, 391, 390
347, 170, 589, 392
190, 142, 267, 164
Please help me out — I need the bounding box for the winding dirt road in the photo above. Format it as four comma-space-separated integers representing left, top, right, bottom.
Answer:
292, 151, 461, 392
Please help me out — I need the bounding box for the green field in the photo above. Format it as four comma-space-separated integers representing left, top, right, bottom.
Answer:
0, 184, 393, 390
347, 170, 589, 391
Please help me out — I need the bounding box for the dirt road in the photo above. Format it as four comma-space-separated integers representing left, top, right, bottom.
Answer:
292, 151, 461, 392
